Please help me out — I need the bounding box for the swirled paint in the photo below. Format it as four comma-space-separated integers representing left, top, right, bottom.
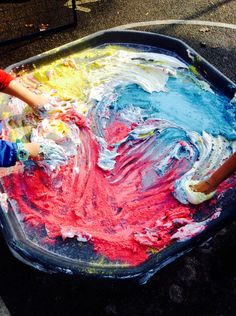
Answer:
0, 45, 236, 266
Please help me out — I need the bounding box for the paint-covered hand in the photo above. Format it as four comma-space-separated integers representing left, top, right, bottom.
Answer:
173, 177, 216, 205
37, 139, 68, 172
35, 102, 55, 119
35, 101, 76, 120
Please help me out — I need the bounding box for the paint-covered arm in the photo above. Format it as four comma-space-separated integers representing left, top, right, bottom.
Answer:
23, 140, 68, 170
192, 151, 236, 194
1, 70, 71, 119
0, 141, 42, 167
23, 143, 41, 158
0, 69, 14, 91
0, 139, 67, 168
1, 77, 48, 109
173, 151, 236, 205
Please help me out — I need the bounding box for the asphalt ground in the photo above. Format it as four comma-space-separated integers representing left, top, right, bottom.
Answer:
0, 0, 236, 315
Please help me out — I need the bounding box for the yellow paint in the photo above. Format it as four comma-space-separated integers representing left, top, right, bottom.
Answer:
7, 44, 178, 143
9, 126, 32, 142
189, 65, 198, 76
149, 247, 158, 254
2, 112, 10, 119
33, 62, 88, 100
22, 45, 137, 104
139, 131, 155, 138
51, 120, 70, 136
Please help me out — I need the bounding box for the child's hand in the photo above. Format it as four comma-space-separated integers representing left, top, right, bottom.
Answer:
191, 179, 216, 194
39, 139, 68, 164
173, 176, 216, 205
34, 101, 73, 120
31, 139, 68, 173
34, 102, 55, 119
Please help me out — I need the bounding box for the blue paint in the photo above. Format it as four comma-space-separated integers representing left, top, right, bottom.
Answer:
107, 71, 236, 140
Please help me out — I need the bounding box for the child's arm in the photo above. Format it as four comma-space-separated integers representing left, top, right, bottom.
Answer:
0, 140, 40, 167
20, 141, 67, 168
192, 151, 236, 194
23, 142, 40, 157
173, 151, 236, 205
0, 69, 48, 109
0, 140, 66, 168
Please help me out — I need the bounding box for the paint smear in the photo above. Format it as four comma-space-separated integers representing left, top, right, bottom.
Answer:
0, 45, 236, 266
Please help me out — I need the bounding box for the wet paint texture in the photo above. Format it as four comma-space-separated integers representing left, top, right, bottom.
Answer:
1, 46, 236, 266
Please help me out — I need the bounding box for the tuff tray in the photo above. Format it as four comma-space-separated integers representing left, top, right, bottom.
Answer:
0, 30, 236, 284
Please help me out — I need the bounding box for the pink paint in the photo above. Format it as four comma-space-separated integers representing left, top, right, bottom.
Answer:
105, 121, 131, 146
2, 118, 235, 266
1, 123, 200, 266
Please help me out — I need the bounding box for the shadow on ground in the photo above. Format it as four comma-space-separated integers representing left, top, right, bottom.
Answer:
0, 222, 236, 315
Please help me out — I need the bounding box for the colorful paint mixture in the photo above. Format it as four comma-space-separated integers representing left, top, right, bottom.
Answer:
0, 45, 236, 266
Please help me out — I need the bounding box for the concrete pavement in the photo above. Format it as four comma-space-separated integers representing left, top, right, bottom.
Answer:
0, 296, 10, 316
0, 0, 236, 81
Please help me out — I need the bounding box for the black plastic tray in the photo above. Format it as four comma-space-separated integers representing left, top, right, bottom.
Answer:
1, 30, 236, 284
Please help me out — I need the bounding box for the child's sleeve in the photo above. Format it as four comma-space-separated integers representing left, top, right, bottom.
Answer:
0, 69, 14, 91
0, 140, 17, 167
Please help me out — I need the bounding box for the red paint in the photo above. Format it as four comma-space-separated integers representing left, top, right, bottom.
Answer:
56, 110, 86, 127
105, 121, 131, 146
2, 124, 235, 266
1, 124, 192, 266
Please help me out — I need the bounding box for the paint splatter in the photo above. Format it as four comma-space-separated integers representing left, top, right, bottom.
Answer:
1, 45, 236, 266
